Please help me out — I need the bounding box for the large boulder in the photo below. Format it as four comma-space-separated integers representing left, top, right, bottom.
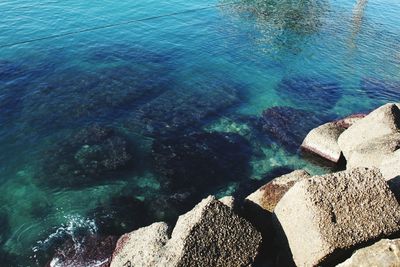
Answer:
246, 170, 310, 213
111, 196, 262, 267
274, 168, 400, 267
337, 238, 400, 267
338, 103, 400, 169
301, 122, 346, 163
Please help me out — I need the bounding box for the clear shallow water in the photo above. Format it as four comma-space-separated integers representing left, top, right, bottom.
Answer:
0, 0, 399, 265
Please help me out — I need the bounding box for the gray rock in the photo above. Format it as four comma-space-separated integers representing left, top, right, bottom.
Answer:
338, 103, 400, 169
246, 170, 310, 212
274, 167, 400, 267
336, 238, 400, 267
111, 196, 262, 267
301, 122, 346, 163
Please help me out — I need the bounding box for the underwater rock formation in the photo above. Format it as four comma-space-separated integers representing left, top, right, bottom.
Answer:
258, 106, 328, 153
46, 235, 117, 267
277, 77, 342, 111
22, 65, 169, 130
37, 125, 133, 187
361, 78, 400, 102
132, 84, 241, 136
152, 132, 252, 191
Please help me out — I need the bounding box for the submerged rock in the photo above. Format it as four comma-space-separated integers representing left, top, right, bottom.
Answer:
337, 238, 400, 267
277, 77, 342, 110
38, 125, 133, 187
361, 78, 400, 102
274, 167, 400, 267
258, 106, 328, 153
338, 103, 400, 169
47, 235, 117, 267
152, 132, 252, 191
131, 82, 241, 136
110, 196, 262, 267
301, 122, 346, 163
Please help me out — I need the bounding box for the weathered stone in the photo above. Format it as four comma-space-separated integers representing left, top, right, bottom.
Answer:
111, 222, 170, 267
111, 196, 262, 267
246, 170, 310, 212
380, 149, 400, 181
274, 168, 400, 267
338, 103, 400, 168
337, 239, 400, 267
301, 122, 345, 163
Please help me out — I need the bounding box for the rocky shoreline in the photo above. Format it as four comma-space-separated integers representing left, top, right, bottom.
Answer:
48, 103, 400, 267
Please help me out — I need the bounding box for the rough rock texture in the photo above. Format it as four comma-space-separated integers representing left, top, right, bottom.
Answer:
337, 238, 400, 267
274, 167, 400, 267
48, 235, 117, 267
338, 103, 400, 169
111, 196, 262, 267
246, 170, 310, 212
380, 149, 400, 181
110, 222, 170, 267
301, 122, 346, 163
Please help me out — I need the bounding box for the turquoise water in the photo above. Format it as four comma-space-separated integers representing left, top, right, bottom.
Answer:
0, 0, 399, 265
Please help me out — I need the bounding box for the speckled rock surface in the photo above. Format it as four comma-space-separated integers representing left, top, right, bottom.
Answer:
301, 122, 345, 163
338, 103, 400, 168
274, 167, 400, 267
246, 170, 310, 212
111, 196, 262, 267
336, 238, 400, 267
110, 222, 170, 267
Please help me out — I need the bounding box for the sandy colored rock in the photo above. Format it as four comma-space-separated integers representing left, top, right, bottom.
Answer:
246, 170, 310, 212
110, 222, 170, 267
301, 122, 345, 162
274, 167, 400, 267
337, 238, 400, 267
111, 196, 262, 267
338, 103, 400, 168
380, 149, 400, 181
218, 196, 235, 209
